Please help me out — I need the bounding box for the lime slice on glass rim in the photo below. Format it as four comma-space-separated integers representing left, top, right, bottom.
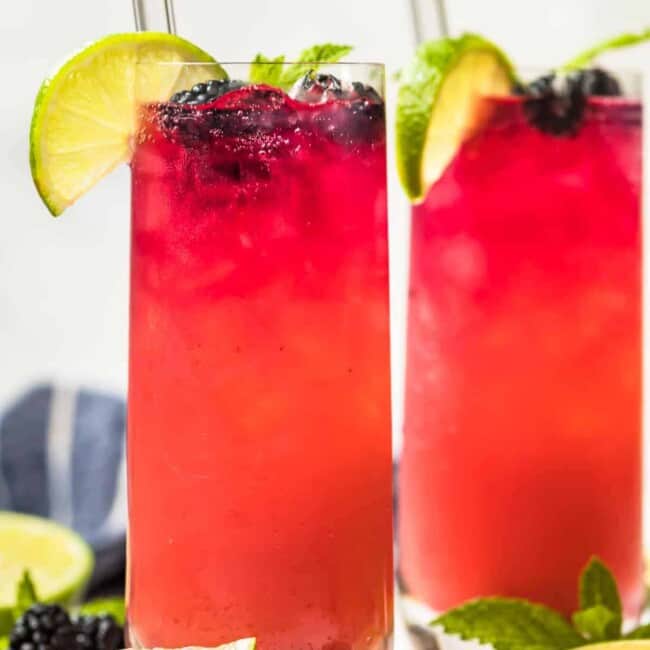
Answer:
0, 511, 93, 630
396, 33, 515, 203
30, 32, 224, 216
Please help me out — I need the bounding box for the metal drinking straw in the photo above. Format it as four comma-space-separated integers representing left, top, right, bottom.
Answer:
132, 0, 177, 33
409, 0, 449, 44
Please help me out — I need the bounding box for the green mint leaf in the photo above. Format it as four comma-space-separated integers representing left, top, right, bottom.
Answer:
562, 28, 650, 71
78, 597, 126, 625
579, 557, 622, 618
280, 43, 353, 87
13, 571, 38, 620
249, 54, 285, 86
249, 44, 353, 90
433, 598, 584, 650
572, 605, 621, 641
625, 623, 650, 639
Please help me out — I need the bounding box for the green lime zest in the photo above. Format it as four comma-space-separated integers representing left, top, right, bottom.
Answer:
249, 43, 353, 88
562, 28, 650, 71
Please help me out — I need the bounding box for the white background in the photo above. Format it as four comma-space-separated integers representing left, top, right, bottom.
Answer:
2, 0, 650, 455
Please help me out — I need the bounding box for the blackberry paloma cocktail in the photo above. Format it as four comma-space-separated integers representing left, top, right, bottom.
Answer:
128, 65, 393, 649
396, 34, 643, 627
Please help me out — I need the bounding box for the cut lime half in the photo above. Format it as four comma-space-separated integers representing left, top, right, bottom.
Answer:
396, 33, 515, 203
0, 512, 93, 621
30, 32, 224, 216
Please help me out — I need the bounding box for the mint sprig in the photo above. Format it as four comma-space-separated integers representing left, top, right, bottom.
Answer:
435, 598, 584, 650
13, 571, 38, 621
579, 557, 622, 614
249, 54, 286, 86
574, 557, 622, 640
249, 43, 353, 89
433, 556, 641, 650
562, 27, 650, 71
573, 605, 620, 642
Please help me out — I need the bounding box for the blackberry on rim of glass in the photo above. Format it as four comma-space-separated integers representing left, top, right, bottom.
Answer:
170, 79, 248, 104
515, 67, 623, 136
167, 71, 382, 107
156, 70, 384, 148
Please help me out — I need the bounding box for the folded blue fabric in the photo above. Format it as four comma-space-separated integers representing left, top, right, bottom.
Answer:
0, 385, 127, 592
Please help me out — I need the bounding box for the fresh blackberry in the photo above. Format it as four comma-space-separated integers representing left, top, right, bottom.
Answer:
291, 71, 344, 103
170, 79, 248, 105
526, 73, 556, 98
9, 604, 79, 650
74, 614, 124, 650
348, 81, 383, 104
575, 67, 622, 96
518, 67, 622, 136
510, 80, 527, 95
520, 72, 586, 136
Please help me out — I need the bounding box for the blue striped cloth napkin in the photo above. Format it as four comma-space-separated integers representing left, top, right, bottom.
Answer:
0, 384, 127, 592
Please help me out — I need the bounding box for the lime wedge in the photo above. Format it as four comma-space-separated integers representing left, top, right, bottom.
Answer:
0, 512, 93, 611
396, 33, 515, 202
30, 32, 224, 216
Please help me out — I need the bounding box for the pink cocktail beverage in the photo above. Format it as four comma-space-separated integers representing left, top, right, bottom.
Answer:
128, 70, 393, 649
399, 94, 642, 616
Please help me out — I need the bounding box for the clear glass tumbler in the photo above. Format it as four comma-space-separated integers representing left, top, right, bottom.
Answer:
398, 72, 644, 630
127, 62, 393, 649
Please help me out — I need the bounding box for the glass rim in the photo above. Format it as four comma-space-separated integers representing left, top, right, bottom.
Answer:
518, 65, 642, 77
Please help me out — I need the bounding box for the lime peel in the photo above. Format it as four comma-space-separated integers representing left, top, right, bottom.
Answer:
29, 32, 223, 216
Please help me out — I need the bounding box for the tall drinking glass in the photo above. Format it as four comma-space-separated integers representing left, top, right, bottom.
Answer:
127, 63, 393, 649
398, 73, 643, 628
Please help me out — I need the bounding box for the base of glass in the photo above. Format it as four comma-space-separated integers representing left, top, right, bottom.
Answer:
127, 624, 394, 650
397, 589, 487, 650
397, 592, 440, 650
124, 623, 142, 650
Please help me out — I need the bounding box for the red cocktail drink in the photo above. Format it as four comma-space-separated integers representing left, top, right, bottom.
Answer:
128, 68, 393, 649
399, 94, 642, 617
